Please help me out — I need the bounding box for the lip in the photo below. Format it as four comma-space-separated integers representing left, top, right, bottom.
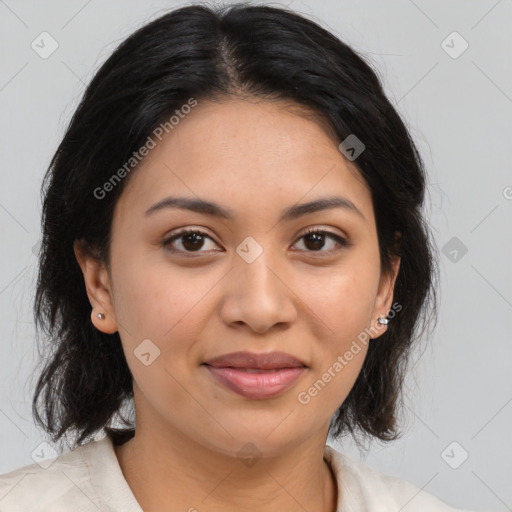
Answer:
205, 366, 307, 399
204, 351, 307, 370
203, 351, 308, 400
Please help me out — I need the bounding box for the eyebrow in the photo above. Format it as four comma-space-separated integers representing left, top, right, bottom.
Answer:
144, 195, 365, 222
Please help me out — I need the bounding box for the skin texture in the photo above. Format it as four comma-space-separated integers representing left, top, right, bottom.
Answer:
74, 97, 400, 512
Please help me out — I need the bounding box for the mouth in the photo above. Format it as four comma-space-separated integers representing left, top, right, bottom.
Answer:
202, 351, 308, 399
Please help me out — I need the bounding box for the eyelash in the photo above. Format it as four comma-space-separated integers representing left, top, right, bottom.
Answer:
162, 227, 350, 256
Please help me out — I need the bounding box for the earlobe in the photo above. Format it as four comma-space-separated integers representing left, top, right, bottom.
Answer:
90, 309, 118, 334
73, 240, 119, 334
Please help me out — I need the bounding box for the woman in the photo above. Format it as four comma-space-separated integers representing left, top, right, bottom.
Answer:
0, 3, 474, 511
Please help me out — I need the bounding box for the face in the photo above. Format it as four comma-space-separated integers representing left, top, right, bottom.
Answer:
75, 97, 400, 458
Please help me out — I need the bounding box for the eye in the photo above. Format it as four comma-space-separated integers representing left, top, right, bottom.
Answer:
292, 228, 350, 254
162, 227, 350, 256
162, 229, 221, 255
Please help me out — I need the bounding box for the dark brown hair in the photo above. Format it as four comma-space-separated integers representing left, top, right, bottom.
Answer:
32, 2, 438, 451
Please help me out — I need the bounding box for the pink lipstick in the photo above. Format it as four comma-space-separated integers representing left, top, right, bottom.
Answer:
203, 351, 307, 400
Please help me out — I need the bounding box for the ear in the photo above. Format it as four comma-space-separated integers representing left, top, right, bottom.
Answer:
73, 240, 118, 334
371, 252, 401, 339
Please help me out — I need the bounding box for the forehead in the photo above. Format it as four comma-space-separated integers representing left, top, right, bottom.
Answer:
113, 98, 373, 226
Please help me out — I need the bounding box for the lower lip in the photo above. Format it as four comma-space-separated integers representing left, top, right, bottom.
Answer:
204, 365, 306, 399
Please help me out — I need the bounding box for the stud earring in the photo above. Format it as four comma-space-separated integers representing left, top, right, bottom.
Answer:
377, 316, 389, 325
96, 312, 106, 320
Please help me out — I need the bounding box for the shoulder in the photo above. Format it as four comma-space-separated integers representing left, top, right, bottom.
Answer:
324, 444, 474, 512
0, 437, 107, 512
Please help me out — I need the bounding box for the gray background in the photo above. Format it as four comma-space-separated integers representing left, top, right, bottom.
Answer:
1, 1, 511, 510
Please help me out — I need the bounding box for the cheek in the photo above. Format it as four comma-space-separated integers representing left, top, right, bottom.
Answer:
294, 272, 371, 417
292, 254, 379, 398
111, 257, 220, 399
112, 253, 217, 341
296, 258, 380, 335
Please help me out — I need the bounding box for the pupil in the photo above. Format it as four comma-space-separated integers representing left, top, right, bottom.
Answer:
183, 233, 204, 251
305, 233, 324, 250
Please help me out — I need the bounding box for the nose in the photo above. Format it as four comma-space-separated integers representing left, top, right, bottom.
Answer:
219, 250, 298, 334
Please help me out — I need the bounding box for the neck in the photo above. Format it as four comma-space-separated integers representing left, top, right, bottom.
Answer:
114, 420, 338, 512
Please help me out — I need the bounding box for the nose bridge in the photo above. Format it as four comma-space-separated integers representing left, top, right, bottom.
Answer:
221, 239, 297, 332
235, 244, 282, 301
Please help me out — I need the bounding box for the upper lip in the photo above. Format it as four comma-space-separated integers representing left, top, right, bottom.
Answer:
203, 351, 307, 370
